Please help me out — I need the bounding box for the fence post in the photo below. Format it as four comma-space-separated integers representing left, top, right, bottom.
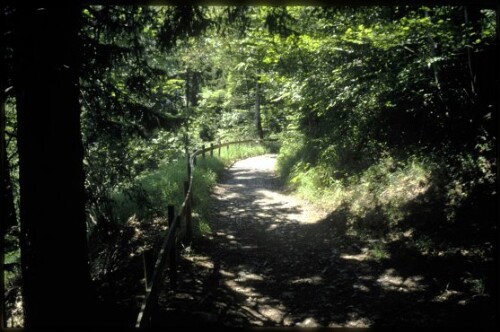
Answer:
186, 150, 191, 180
210, 143, 213, 157
218, 141, 221, 157
184, 181, 193, 244
202, 144, 206, 159
168, 205, 177, 289
142, 249, 154, 291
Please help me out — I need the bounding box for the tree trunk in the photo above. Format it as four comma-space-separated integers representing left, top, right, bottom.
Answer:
0, 101, 17, 328
463, 6, 482, 98
13, 5, 95, 328
255, 77, 263, 139
0, 95, 7, 330
184, 68, 190, 135
1, 83, 18, 328
424, 9, 448, 111
1, 7, 14, 326
1, 11, 5, 325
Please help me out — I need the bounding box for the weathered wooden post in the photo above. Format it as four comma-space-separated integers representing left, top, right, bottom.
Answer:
184, 181, 193, 243
186, 151, 191, 180
168, 205, 177, 289
218, 141, 221, 157
142, 249, 154, 291
202, 144, 206, 159
210, 143, 213, 157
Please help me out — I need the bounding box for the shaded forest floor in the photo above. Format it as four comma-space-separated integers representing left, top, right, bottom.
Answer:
154, 155, 496, 329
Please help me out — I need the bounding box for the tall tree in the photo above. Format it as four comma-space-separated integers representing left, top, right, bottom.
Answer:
0, 56, 6, 331
13, 5, 95, 328
1, 4, 16, 328
255, 75, 263, 139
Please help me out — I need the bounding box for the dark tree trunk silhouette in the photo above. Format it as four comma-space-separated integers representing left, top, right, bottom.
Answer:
13, 5, 95, 328
0, 96, 7, 329
463, 6, 482, 98
1, 99, 17, 328
1, 8, 14, 326
0, 100, 17, 328
1, 18, 5, 327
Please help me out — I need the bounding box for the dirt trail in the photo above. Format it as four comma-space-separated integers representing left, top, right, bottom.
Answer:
158, 154, 370, 327
156, 154, 492, 328
201, 154, 332, 326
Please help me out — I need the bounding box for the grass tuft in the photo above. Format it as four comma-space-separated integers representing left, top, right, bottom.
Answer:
109, 142, 271, 238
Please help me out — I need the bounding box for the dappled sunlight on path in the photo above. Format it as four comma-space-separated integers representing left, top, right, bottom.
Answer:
215, 154, 324, 226
207, 155, 328, 326
157, 155, 385, 327
156, 154, 493, 329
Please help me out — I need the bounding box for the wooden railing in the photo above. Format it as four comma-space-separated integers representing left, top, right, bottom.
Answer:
135, 138, 278, 328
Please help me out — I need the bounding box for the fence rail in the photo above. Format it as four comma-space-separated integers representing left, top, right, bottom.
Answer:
135, 138, 278, 328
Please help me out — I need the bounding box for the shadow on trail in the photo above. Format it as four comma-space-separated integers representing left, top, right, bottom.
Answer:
154, 155, 497, 329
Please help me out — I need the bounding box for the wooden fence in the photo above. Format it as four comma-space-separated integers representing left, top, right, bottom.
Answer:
135, 138, 277, 328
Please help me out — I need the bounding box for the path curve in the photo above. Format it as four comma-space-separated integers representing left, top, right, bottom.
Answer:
201, 154, 334, 327
159, 154, 376, 327
157, 154, 495, 329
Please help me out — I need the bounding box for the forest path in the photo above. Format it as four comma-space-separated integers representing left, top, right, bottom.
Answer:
156, 154, 478, 328
158, 154, 378, 327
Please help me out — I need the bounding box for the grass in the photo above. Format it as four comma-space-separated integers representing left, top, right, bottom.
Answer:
368, 241, 390, 261
110, 142, 272, 239
278, 136, 434, 239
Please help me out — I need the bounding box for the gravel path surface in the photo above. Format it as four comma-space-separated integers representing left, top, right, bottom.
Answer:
156, 154, 493, 328
158, 154, 372, 328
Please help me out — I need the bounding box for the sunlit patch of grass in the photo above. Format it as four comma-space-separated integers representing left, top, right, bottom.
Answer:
217, 143, 268, 166
368, 241, 390, 261
198, 219, 212, 235
278, 141, 435, 237
346, 155, 432, 229
110, 142, 272, 238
